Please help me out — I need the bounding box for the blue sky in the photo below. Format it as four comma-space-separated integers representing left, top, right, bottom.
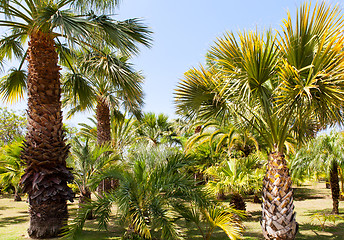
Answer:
3, 0, 343, 127
115, 0, 303, 120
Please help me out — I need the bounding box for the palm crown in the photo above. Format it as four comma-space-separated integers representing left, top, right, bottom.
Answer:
0, 0, 151, 102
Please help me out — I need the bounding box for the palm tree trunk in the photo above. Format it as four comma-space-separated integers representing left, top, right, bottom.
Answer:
96, 98, 111, 145
79, 188, 93, 219
330, 160, 340, 214
261, 152, 298, 240
20, 31, 74, 238
14, 187, 21, 201
96, 98, 112, 193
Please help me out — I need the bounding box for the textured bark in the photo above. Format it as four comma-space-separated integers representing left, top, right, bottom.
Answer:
96, 98, 113, 194
330, 161, 340, 214
96, 98, 111, 145
261, 152, 298, 240
20, 31, 74, 239
230, 192, 246, 211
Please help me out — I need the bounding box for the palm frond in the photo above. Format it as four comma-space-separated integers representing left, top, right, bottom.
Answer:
0, 67, 27, 103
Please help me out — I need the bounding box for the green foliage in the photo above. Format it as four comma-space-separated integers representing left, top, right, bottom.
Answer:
0, 108, 26, 146
175, 1, 344, 154
67, 137, 120, 194
66, 146, 244, 240
0, 0, 152, 104
0, 139, 25, 194
62, 47, 145, 120
311, 213, 344, 231
135, 112, 180, 147
204, 153, 264, 198
291, 132, 344, 184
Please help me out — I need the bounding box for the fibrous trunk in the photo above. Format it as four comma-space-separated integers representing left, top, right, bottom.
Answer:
261, 152, 298, 240
230, 192, 246, 211
330, 160, 340, 214
96, 98, 111, 145
20, 31, 74, 239
96, 98, 113, 193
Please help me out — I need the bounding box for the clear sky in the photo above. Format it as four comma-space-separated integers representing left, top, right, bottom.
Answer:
3, 0, 343, 127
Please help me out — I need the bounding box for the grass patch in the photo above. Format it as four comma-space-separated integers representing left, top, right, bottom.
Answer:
1, 182, 344, 239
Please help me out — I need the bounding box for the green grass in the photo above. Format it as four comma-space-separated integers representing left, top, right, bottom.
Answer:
1, 182, 344, 239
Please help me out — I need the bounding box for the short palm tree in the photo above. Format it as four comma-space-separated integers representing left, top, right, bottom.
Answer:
135, 112, 179, 147
67, 137, 119, 216
175, 2, 344, 239
0, 0, 151, 237
67, 146, 244, 240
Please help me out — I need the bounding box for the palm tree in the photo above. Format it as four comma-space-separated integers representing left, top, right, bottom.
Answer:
0, 139, 25, 201
135, 112, 179, 147
67, 137, 119, 218
66, 146, 244, 240
185, 119, 259, 157
292, 132, 344, 214
0, 0, 151, 237
63, 46, 144, 146
175, 2, 344, 239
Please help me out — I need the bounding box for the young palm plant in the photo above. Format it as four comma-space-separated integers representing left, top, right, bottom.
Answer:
175, 2, 344, 239
66, 146, 244, 240
135, 112, 180, 147
67, 137, 119, 213
0, 0, 151, 237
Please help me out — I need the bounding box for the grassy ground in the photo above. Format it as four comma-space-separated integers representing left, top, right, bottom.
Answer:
0, 182, 343, 240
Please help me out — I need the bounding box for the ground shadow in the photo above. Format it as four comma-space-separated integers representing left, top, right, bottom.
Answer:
0, 215, 28, 227
296, 222, 344, 240
246, 210, 261, 222
293, 187, 326, 201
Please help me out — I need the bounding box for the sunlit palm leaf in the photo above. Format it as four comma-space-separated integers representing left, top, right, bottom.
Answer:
0, 68, 27, 103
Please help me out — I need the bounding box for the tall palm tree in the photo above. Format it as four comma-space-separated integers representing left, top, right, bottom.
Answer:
63, 46, 144, 146
175, 2, 344, 239
0, 0, 151, 237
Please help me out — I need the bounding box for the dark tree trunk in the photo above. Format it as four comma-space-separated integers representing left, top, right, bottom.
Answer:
20, 31, 74, 239
96, 98, 111, 145
14, 189, 21, 201
230, 192, 246, 211
330, 160, 340, 214
261, 152, 298, 240
96, 98, 113, 194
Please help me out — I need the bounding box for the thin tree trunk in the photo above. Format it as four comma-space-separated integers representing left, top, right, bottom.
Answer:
20, 31, 74, 238
261, 152, 298, 240
330, 160, 340, 214
338, 167, 344, 200
79, 188, 93, 220
96, 98, 112, 194
14, 188, 21, 202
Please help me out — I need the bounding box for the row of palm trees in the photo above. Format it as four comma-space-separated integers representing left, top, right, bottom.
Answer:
174, 2, 344, 239
1, 1, 344, 239
0, 0, 152, 238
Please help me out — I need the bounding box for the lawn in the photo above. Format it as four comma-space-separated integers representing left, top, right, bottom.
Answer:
0, 183, 343, 240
